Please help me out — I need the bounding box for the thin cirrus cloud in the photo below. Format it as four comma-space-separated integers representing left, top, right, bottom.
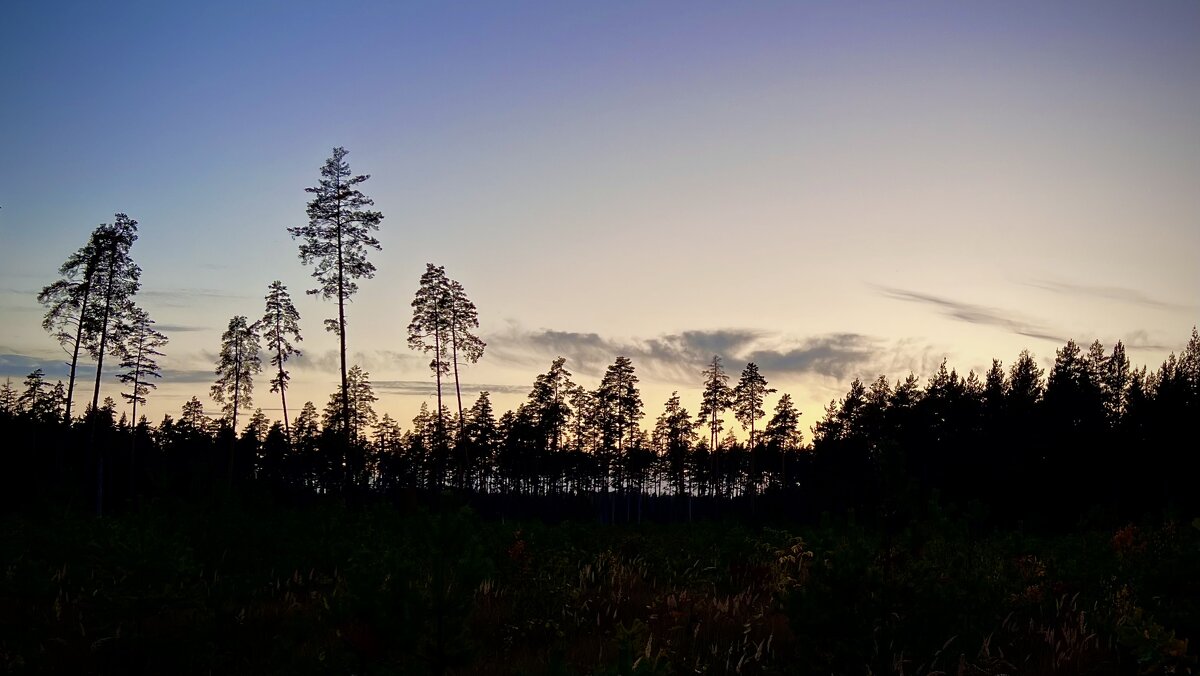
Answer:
1027, 280, 1191, 311
138, 288, 252, 308
372, 380, 530, 397
876, 286, 1066, 344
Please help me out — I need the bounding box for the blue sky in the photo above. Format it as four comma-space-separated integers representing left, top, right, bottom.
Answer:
2, 1, 1197, 430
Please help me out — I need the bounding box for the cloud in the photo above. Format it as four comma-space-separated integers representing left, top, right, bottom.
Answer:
745, 334, 881, 380
876, 286, 1065, 343
156, 323, 207, 333
372, 380, 530, 397
138, 288, 251, 308
1028, 280, 1190, 311
486, 326, 914, 385
291, 349, 421, 374
159, 367, 218, 384
1117, 330, 1169, 352
0, 353, 71, 379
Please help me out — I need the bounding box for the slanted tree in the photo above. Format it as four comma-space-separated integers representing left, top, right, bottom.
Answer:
37, 224, 107, 423
70, 215, 140, 515
255, 281, 303, 439
289, 147, 382, 450
408, 263, 452, 438
83, 215, 142, 423
446, 275, 485, 438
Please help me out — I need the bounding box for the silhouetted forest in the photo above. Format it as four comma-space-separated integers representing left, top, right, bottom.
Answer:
4, 327, 1199, 528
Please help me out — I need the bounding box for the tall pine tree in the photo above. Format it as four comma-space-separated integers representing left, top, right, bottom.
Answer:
289, 147, 382, 450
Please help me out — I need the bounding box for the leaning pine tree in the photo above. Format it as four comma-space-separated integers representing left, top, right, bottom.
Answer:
289, 147, 383, 460
37, 224, 107, 425
84, 215, 141, 422
446, 275, 485, 439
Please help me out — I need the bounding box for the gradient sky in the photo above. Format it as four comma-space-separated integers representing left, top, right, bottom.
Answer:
2, 1, 1198, 435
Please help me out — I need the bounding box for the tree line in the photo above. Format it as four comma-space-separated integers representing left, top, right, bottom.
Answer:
7, 146, 1199, 525
4, 328, 1198, 524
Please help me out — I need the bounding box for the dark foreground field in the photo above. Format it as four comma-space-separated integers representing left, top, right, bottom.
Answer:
3, 499, 1197, 675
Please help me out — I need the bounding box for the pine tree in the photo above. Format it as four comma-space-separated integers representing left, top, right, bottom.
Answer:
595, 356, 642, 491
446, 276, 485, 438
321, 365, 377, 442
732, 362, 775, 450
115, 306, 166, 491
116, 307, 167, 432
408, 263, 452, 438
652, 391, 696, 495
83, 214, 142, 421
255, 281, 303, 439
210, 316, 262, 433
289, 147, 382, 449
0, 379, 17, 418
19, 369, 54, 422
463, 391, 499, 491
697, 355, 733, 454
764, 393, 803, 450
37, 224, 107, 422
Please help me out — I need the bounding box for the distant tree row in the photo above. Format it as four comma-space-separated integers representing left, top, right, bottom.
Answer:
4, 328, 1197, 524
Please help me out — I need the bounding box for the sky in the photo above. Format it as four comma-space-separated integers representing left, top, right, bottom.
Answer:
2, 1, 1197, 435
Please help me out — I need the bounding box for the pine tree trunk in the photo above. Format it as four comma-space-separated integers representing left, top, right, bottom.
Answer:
90, 249, 119, 517
229, 341, 240, 489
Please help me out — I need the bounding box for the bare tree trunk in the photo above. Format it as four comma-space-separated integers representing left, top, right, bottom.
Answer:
90, 252, 118, 517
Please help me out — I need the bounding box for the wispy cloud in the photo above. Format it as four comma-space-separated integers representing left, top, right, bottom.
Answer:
291, 349, 422, 374
156, 323, 207, 333
1028, 279, 1190, 311
139, 288, 251, 308
487, 326, 923, 385
0, 353, 71, 379
373, 380, 531, 397
1117, 330, 1169, 352
876, 286, 1065, 343
159, 367, 218, 384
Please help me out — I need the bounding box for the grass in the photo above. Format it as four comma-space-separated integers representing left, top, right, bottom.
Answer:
2, 498, 1197, 674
